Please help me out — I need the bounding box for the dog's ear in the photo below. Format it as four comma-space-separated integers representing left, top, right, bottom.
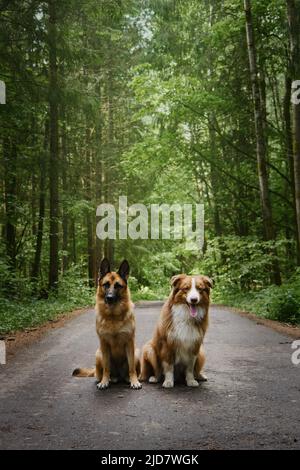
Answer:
203, 276, 213, 289
99, 258, 111, 280
118, 260, 130, 282
171, 274, 185, 291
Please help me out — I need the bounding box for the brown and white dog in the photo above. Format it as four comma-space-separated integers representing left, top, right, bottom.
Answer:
140, 274, 212, 388
73, 259, 141, 390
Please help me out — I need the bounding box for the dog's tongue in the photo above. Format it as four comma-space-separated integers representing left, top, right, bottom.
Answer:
189, 305, 197, 318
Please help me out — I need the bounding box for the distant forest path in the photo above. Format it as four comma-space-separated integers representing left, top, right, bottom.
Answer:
0, 303, 300, 450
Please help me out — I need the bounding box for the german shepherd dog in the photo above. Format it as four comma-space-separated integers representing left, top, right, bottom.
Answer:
140, 274, 212, 388
73, 259, 141, 390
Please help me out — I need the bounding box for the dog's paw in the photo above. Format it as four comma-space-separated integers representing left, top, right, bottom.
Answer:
97, 381, 110, 390
149, 376, 158, 384
162, 379, 174, 389
130, 380, 142, 390
187, 379, 199, 388
198, 373, 208, 382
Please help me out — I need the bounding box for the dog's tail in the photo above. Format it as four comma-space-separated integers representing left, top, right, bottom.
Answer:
72, 367, 95, 378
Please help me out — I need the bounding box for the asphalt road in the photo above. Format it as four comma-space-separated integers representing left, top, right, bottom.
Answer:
0, 303, 300, 450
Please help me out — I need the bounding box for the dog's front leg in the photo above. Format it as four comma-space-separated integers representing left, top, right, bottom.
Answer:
186, 356, 199, 387
162, 361, 174, 388
126, 339, 142, 389
97, 340, 110, 390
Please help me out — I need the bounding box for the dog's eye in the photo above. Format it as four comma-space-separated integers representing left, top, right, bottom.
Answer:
198, 287, 208, 293
103, 282, 110, 289
114, 282, 122, 289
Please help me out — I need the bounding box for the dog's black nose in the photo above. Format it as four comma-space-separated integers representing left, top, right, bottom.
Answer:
105, 294, 115, 304
190, 298, 198, 304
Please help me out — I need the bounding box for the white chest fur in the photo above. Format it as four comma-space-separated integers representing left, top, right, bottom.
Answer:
169, 304, 204, 365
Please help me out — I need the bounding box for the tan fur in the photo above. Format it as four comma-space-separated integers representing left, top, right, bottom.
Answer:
140, 274, 212, 387
72, 367, 95, 377
72, 261, 141, 390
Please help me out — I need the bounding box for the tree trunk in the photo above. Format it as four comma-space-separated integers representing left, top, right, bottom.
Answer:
3, 137, 17, 270
61, 107, 69, 273
105, 64, 115, 267
31, 120, 48, 284
286, 0, 300, 265
85, 128, 95, 287
244, 0, 281, 285
95, 78, 103, 282
48, 0, 59, 290
31, 117, 37, 239
284, 73, 299, 262
71, 219, 76, 265
95, 146, 104, 280
208, 2, 222, 239
209, 118, 222, 237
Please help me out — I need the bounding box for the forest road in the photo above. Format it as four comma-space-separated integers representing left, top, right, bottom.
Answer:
0, 303, 300, 450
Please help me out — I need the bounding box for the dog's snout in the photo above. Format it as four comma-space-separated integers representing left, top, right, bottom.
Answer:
105, 293, 115, 304
190, 297, 198, 304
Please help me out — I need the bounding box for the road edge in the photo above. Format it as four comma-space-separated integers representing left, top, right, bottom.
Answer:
4, 306, 94, 358
5, 301, 300, 359
4, 301, 162, 357
214, 304, 300, 339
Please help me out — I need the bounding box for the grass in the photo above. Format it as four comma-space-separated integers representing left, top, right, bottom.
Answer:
131, 272, 300, 327
0, 296, 93, 336
131, 286, 166, 302
212, 274, 300, 326
0, 272, 95, 336
0, 274, 166, 336
1, 271, 299, 336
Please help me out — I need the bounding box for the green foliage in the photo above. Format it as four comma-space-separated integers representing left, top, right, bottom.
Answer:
197, 236, 294, 292
131, 284, 166, 302
0, 0, 299, 333
213, 270, 300, 326
0, 246, 11, 288
263, 287, 300, 324
0, 266, 94, 335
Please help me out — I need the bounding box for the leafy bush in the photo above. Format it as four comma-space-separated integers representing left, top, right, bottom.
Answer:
255, 271, 300, 324
197, 236, 292, 292
131, 284, 168, 302
215, 270, 300, 325
0, 265, 94, 335
192, 238, 300, 325
264, 289, 300, 323
126, 247, 180, 300
55, 264, 95, 304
